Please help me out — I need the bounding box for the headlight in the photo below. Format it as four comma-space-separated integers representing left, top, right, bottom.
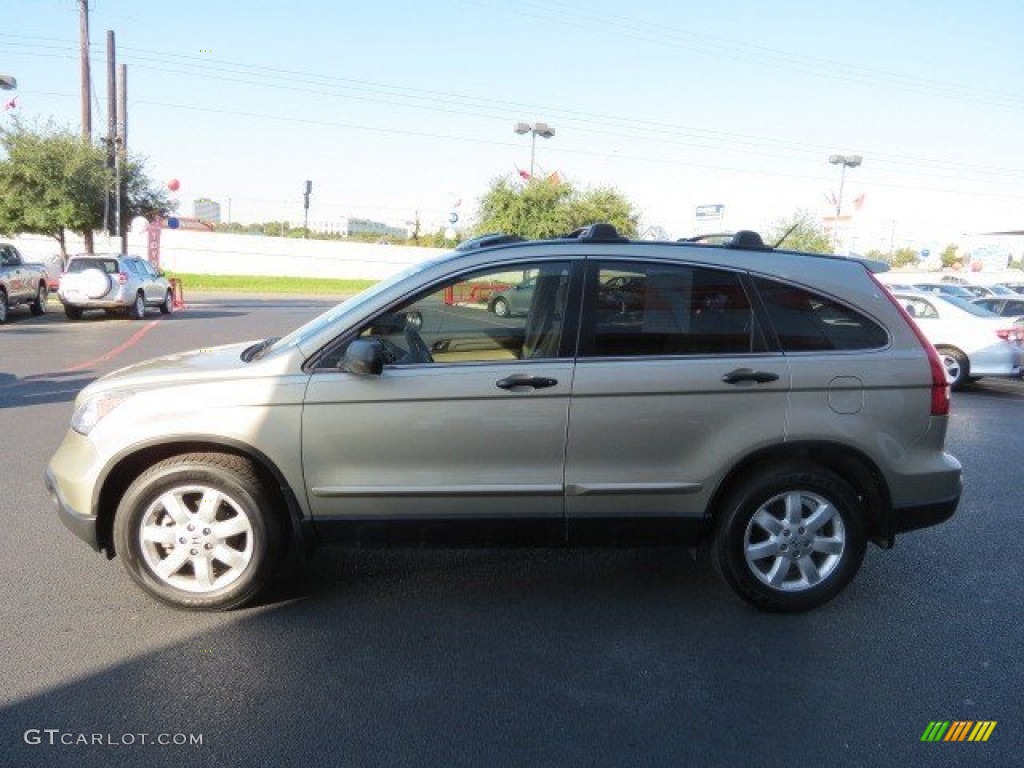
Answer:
71, 390, 136, 435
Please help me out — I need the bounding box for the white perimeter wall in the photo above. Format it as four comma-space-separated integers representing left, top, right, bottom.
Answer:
7, 230, 446, 281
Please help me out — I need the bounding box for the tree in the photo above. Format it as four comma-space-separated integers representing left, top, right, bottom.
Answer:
0, 119, 173, 258
475, 175, 639, 239
940, 243, 959, 269
767, 210, 832, 254
890, 247, 919, 268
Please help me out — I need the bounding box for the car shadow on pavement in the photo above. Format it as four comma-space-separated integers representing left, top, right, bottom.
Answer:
1, 546, 1001, 768
0, 372, 95, 409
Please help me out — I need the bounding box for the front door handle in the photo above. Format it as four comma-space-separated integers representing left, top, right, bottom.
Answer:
721, 368, 780, 385
496, 375, 558, 391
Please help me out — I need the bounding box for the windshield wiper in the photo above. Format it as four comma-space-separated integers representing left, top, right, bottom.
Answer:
241, 337, 280, 362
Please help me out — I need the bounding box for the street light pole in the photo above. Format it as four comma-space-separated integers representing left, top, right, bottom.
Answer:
514, 121, 555, 178
828, 154, 862, 252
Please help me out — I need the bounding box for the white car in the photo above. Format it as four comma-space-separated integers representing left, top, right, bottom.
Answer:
58, 254, 172, 320
893, 292, 1024, 389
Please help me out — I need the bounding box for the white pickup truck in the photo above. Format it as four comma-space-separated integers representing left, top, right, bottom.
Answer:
0, 243, 50, 323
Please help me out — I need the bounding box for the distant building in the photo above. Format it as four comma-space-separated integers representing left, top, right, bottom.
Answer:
311, 217, 408, 239
193, 199, 222, 224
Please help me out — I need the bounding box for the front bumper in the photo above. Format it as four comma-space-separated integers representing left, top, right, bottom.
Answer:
44, 430, 104, 551
45, 467, 99, 550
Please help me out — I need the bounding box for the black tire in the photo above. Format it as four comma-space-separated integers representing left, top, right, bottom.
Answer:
0, 289, 7, 324
30, 283, 48, 316
64, 305, 84, 320
936, 347, 970, 391
711, 463, 867, 612
491, 297, 510, 317
131, 291, 146, 320
159, 289, 173, 314
113, 452, 283, 611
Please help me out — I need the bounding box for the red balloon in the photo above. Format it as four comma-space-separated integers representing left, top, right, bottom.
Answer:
167, 178, 180, 192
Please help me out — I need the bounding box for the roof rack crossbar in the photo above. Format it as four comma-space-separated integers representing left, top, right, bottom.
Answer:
454, 233, 526, 252
562, 222, 629, 243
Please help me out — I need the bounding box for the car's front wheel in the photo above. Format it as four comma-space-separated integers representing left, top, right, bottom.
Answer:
113, 453, 282, 611
936, 346, 970, 391
490, 297, 510, 317
159, 289, 173, 314
712, 464, 866, 612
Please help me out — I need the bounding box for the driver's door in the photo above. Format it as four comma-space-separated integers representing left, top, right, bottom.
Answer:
301, 259, 577, 522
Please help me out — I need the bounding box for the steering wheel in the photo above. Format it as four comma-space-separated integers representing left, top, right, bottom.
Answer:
402, 325, 434, 364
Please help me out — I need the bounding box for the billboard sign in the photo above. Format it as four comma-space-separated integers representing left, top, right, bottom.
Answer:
695, 204, 725, 220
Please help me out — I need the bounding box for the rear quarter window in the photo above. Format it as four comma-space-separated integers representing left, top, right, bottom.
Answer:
754, 277, 889, 352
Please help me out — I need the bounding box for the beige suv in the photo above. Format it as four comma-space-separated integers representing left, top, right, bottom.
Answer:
45, 224, 961, 612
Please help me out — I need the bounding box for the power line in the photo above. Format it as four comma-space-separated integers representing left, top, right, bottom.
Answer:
6, 38, 1022, 186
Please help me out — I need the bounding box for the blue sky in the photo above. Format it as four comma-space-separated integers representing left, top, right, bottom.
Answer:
4, 0, 1023, 249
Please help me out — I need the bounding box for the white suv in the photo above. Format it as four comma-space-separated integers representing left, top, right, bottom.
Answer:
58, 254, 172, 320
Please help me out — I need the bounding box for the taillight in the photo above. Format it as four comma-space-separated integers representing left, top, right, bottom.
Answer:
995, 328, 1022, 343
116, 272, 128, 284
870, 274, 950, 416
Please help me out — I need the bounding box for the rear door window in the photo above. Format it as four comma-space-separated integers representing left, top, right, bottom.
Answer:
580, 262, 763, 357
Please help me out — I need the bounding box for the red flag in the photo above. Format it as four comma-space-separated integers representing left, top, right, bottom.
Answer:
516, 167, 531, 181
853, 193, 866, 211
3, 96, 16, 111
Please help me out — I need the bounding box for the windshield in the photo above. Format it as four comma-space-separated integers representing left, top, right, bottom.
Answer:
262, 256, 449, 355
937, 295, 1000, 317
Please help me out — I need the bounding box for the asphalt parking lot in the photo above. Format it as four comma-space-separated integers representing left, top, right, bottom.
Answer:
1, 296, 1021, 767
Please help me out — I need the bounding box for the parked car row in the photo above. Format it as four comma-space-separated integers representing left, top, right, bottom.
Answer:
0, 245, 172, 324
888, 289, 1024, 389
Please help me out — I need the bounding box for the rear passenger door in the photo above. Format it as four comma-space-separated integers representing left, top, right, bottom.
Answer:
564, 260, 790, 525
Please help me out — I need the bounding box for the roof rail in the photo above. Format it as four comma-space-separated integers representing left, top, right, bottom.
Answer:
680, 230, 771, 251
454, 233, 526, 252
562, 222, 629, 243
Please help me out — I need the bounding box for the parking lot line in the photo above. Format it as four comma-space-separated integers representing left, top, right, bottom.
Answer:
64, 320, 161, 372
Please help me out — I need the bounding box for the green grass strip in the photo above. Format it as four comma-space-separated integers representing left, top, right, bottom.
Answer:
165, 272, 377, 295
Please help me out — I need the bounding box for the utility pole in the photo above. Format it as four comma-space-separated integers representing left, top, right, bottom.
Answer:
79, 0, 94, 253
117, 63, 127, 251
303, 180, 312, 237
105, 30, 116, 237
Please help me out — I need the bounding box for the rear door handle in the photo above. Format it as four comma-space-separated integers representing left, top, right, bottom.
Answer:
721, 368, 780, 385
496, 375, 559, 391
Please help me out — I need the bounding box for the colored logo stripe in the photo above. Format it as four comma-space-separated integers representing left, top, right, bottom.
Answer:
969, 721, 997, 742
921, 722, 949, 742
921, 721, 996, 742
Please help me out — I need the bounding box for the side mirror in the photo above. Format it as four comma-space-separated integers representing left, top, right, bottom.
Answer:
343, 338, 385, 376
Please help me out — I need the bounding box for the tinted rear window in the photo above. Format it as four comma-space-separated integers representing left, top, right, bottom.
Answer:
754, 278, 889, 352
68, 258, 119, 274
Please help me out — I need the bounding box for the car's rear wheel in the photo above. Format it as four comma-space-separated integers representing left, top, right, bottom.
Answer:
130, 292, 146, 320
64, 305, 83, 320
936, 346, 969, 391
30, 283, 47, 315
712, 464, 866, 612
0, 289, 7, 324
113, 453, 282, 611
